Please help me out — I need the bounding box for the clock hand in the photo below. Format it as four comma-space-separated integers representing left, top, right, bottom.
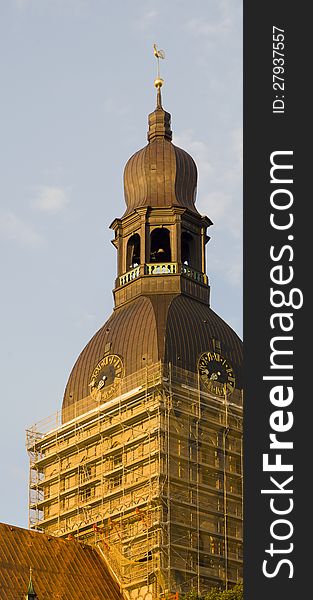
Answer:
210, 371, 221, 381
97, 375, 107, 390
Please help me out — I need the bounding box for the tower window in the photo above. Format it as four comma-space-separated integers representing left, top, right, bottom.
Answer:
79, 465, 95, 484
212, 338, 222, 353
150, 228, 171, 262
126, 233, 141, 269
80, 487, 93, 503
181, 231, 194, 266
109, 474, 122, 489
113, 453, 123, 468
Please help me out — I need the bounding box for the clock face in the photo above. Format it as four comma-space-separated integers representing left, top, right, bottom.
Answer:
89, 354, 123, 401
198, 351, 236, 397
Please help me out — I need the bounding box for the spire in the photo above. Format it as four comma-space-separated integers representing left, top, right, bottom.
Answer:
156, 85, 162, 109
147, 91, 172, 142
148, 44, 172, 142
26, 567, 37, 599
122, 46, 199, 217
154, 63, 164, 108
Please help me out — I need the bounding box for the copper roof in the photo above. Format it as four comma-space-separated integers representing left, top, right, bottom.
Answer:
123, 102, 198, 216
62, 294, 242, 418
164, 294, 243, 382
0, 522, 124, 600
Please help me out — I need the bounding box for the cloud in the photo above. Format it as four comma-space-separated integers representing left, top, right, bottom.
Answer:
32, 186, 70, 214
231, 127, 243, 169
185, 15, 230, 38
223, 257, 242, 287
199, 191, 232, 223
132, 7, 158, 31
209, 245, 242, 288
174, 128, 242, 233
174, 128, 242, 292
0, 212, 43, 246
13, 0, 28, 8
174, 131, 215, 182
184, 0, 241, 39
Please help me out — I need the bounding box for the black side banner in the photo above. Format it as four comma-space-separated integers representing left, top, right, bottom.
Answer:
244, 2, 310, 599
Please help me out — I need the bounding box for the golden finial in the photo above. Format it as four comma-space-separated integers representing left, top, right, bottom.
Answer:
153, 43, 165, 89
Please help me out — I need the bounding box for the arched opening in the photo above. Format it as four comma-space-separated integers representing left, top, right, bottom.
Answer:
181, 231, 194, 266
126, 233, 141, 269
150, 228, 171, 262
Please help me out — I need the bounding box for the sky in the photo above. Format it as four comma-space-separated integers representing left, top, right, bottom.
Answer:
0, 0, 242, 528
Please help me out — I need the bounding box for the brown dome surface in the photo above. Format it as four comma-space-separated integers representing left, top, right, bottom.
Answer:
62, 295, 242, 415
123, 101, 199, 217
123, 138, 198, 216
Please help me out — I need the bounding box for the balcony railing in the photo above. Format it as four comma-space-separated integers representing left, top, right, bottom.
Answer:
118, 263, 207, 287
181, 264, 207, 284
145, 262, 177, 275
119, 266, 140, 286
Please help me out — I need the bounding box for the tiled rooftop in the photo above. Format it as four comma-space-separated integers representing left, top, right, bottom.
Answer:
0, 522, 124, 599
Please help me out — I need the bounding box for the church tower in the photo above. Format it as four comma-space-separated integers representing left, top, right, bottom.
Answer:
27, 76, 243, 600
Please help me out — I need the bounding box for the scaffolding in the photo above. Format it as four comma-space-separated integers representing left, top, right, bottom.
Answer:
26, 361, 243, 600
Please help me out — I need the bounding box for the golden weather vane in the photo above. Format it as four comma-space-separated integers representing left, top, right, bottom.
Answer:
153, 43, 165, 89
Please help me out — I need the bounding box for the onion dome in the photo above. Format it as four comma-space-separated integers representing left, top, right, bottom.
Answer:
123, 87, 199, 216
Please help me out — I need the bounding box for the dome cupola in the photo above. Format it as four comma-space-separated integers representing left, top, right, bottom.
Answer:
123, 86, 199, 216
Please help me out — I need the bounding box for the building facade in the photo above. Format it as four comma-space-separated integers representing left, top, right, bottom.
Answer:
27, 83, 243, 600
